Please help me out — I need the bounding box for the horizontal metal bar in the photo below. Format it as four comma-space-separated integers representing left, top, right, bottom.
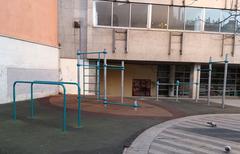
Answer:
84, 83, 96, 84
84, 90, 99, 92
77, 51, 107, 55
157, 83, 176, 86
210, 60, 227, 64
84, 75, 96, 77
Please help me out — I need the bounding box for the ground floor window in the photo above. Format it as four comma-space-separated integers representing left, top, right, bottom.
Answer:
200, 65, 240, 96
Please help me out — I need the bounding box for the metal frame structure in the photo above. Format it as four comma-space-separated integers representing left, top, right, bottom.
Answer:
156, 80, 180, 102
156, 54, 228, 109
206, 54, 229, 108
77, 49, 137, 107
13, 80, 81, 132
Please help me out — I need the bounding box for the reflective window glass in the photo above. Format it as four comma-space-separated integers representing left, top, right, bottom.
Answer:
151, 5, 168, 29
131, 3, 148, 28
169, 6, 185, 30
185, 7, 203, 31
205, 9, 221, 32
221, 10, 236, 33
95, 1, 112, 26
113, 3, 130, 27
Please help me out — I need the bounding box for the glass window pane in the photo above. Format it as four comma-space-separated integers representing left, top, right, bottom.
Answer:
151, 5, 168, 29
185, 7, 203, 31
131, 4, 148, 28
221, 10, 235, 33
204, 9, 221, 32
113, 2, 130, 27
169, 6, 185, 30
95, 1, 112, 26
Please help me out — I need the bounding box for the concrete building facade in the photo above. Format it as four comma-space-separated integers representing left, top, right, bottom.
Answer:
58, 0, 240, 98
0, 0, 59, 103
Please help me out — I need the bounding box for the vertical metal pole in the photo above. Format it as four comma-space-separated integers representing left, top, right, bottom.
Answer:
31, 83, 34, 118
156, 81, 159, 101
103, 49, 107, 105
62, 85, 67, 132
176, 80, 179, 102
13, 83, 17, 120
97, 52, 100, 100
121, 61, 124, 104
208, 57, 212, 106
77, 51, 80, 91
195, 68, 200, 103
222, 54, 228, 109
83, 57, 85, 96
77, 84, 81, 128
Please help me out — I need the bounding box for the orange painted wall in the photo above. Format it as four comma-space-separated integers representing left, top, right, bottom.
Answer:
0, 0, 58, 47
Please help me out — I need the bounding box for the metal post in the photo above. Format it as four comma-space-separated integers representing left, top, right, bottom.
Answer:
121, 61, 124, 104
83, 58, 85, 96
195, 68, 200, 103
77, 51, 80, 91
156, 81, 159, 101
62, 85, 67, 132
208, 57, 212, 106
176, 80, 179, 102
31, 83, 34, 118
103, 49, 107, 106
12, 83, 16, 120
222, 54, 228, 109
77, 84, 81, 128
97, 52, 100, 100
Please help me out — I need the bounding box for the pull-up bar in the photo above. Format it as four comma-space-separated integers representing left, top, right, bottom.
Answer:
194, 54, 228, 108
77, 49, 127, 106
13, 80, 81, 131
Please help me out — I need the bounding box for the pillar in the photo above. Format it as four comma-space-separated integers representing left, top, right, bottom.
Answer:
168, 65, 175, 97
191, 64, 201, 99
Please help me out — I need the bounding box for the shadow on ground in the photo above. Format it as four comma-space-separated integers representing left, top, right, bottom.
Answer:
0, 96, 240, 154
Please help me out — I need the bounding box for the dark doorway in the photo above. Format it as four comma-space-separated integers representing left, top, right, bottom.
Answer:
132, 79, 151, 96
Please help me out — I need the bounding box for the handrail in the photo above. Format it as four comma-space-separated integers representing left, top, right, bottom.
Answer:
12, 80, 81, 132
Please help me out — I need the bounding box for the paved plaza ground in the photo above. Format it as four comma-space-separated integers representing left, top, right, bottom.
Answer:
124, 114, 240, 154
0, 96, 240, 154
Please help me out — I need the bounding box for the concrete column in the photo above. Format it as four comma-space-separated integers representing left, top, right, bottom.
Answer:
168, 65, 175, 97
191, 64, 201, 99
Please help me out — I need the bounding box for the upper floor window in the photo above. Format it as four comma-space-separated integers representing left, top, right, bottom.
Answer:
169, 6, 185, 30
151, 5, 168, 29
95, 1, 112, 26
204, 9, 221, 32
131, 4, 148, 28
113, 3, 130, 27
185, 7, 203, 31
93, 1, 238, 34
221, 10, 236, 33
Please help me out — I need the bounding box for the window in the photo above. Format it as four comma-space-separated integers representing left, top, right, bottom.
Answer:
185, 7, 203, 31
204, 9, 221, 32
169, 6, 185, 30
131, 3, 148, 28
221, 10, 236, 33
151, 5, 168, 29
113, 2, 130, 27
95, 1, 112, 26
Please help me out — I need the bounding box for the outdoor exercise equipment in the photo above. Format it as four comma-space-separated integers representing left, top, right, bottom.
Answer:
156, 80, 180, 102
77, 49, 139, 108
13, 80, 81, 132
198, 54, 228, 108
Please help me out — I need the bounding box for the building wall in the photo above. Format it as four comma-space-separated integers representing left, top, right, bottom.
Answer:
58, 0, 81, 58
0, 36, 59, 104
0, 0, 59, 104
0, 0, 58, 47
86, 0, 240, 64
100, 63, 157, 97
